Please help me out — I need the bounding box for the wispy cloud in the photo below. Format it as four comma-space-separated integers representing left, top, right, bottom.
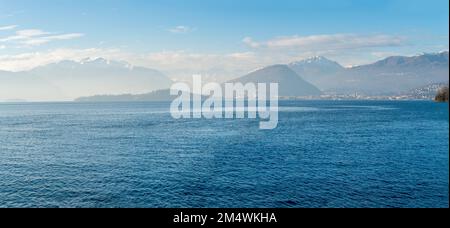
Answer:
0, 25, 18, 31
0, 29, 49, 42
21, 33, 85, 46
167, 26, 194, 34
243, 34, 406, 51
242, 37, 260, 48
0, 29, 84, 46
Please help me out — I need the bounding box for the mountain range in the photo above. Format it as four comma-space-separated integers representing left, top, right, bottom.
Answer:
0, 58, 172, 101
228, 64, 322, 97
0, 52, 448, 101
75, 65, 322, 102
289, 52, 449, 95
288, 56, 345, 90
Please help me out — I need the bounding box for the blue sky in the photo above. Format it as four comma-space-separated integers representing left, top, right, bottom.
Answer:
0, 0, 448, 77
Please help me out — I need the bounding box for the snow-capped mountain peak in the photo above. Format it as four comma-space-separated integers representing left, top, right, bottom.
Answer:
78, 57, 133, 69
289, 56, 342, 67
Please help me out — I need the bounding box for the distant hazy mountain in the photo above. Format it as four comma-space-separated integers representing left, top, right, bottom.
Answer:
0, 58, 173, 101
3, 52, 449, 101
288, 56, 345, 90
228, 64, 322, 97
30, 58, 173, 99
342, 52, 449, 95
286, 52, 449, 95
77, 64, 325, 101
0, 70, 67, 101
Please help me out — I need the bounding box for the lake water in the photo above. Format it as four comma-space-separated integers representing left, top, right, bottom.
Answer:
0, 100, 448, 208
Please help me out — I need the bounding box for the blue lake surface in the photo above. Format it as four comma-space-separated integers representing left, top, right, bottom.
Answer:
0, 100, 448, 208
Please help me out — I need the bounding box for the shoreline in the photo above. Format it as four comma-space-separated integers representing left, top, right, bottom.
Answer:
0, 99, 444, 105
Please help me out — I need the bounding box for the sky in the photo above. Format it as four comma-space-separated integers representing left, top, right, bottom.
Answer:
0, 0, 449, 80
